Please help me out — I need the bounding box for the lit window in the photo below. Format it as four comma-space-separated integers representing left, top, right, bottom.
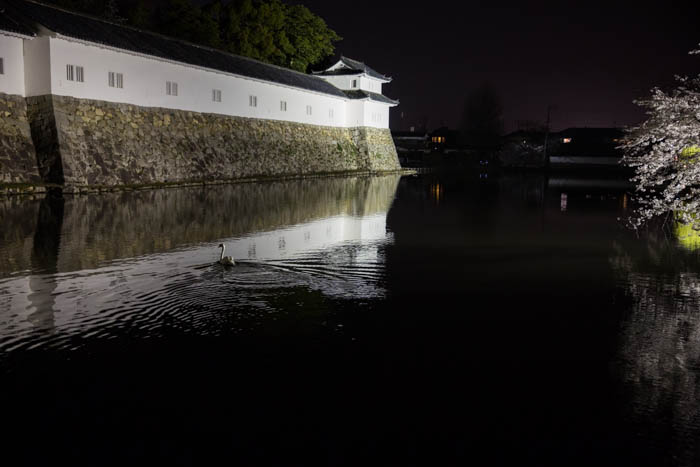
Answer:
306, 105, 312, 115
166, 81, 178, 96
212, 89, 221, 102
249, 95, 257, 107
66, 64, 74, 81
352, 79, 357, 88
562, 137, 572, 143
280, 100, 287, 111
75, 66, 84, 82
0, 58, 4, 75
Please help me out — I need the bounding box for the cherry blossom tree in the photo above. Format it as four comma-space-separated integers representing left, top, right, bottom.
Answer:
622, 46, 700, 229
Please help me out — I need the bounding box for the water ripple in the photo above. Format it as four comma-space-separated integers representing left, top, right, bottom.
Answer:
0, 237, 389, 355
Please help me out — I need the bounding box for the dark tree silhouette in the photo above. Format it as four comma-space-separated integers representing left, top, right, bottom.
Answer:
41, 0, 341, 73
459, 83, 504, 149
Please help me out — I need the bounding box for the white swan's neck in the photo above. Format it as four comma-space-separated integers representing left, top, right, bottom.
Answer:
220, 245, 225, 260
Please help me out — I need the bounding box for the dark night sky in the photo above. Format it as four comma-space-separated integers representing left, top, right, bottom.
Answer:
290, 1, 699, 132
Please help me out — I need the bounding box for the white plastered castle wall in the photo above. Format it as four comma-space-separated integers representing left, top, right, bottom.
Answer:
316, 73, 384, 94
14, 33, 394, 129
43, 37, 351, 127
0, 33, 27, 96
23, 35, 51, 96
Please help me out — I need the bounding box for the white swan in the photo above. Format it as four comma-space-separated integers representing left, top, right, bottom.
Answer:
218, 243, 235, 266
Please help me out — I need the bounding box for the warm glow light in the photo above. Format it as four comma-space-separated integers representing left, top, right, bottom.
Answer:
675, 220, 700, 250
562, 138, 572, 144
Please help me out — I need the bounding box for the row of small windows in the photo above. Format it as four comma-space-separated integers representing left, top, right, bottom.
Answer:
55, 64, 357, 121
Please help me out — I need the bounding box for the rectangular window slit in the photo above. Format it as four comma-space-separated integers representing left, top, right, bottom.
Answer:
166, 81, 178, 96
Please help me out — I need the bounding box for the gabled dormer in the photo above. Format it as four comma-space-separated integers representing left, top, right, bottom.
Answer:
313, 56, 391, 95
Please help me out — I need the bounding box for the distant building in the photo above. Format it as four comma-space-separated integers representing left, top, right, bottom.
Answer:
548, 128, 625, 168
429, 127, 460, 151
391, 129, 428, 152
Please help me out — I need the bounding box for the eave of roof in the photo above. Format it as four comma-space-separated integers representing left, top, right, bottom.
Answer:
312, 69, 364, 77
343, 90, 399, 106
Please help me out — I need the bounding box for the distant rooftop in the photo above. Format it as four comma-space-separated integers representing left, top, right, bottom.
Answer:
556, 127, 624, 137
3, 0, 349, 98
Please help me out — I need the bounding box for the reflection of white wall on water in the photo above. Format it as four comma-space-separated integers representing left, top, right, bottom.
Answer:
0, 266, 133, 345
227, 213, 388, 261
0, 210, 392, 349
548, 177, 632, 190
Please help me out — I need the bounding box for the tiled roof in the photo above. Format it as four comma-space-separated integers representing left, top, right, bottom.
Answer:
0, 4, 35, 36
315, 56, 391, 81
4, 0, 348, 98
339, 56, 390, 81
343, 90, 398, 105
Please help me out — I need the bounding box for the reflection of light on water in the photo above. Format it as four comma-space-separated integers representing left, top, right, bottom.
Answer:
560, 192, 567, 212
430, 183, 442, 204
612, 246, 700, 467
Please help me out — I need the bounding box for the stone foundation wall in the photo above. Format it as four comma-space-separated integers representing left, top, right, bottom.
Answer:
23, 95, 399, 187
352, 127, 403, 172
0, 93, 40, 184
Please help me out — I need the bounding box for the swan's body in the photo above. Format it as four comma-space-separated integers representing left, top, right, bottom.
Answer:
218, 243, 235, 266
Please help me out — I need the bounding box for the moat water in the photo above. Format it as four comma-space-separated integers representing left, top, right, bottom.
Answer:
2, 170, 700, 466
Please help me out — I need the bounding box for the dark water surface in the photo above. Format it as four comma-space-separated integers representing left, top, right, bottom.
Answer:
2, 171, 700, 465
